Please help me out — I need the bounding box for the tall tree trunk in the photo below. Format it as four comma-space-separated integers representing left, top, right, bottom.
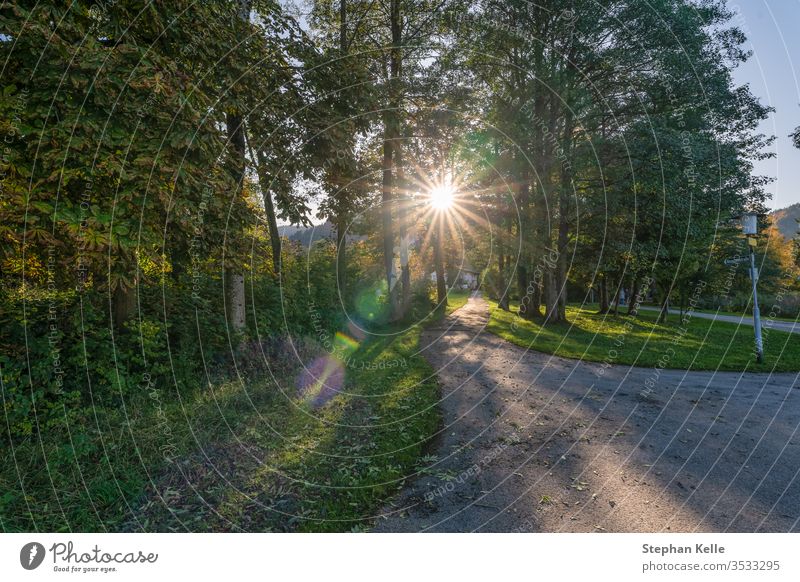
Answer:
556, 108, 575, 322
226, 110, 247, 334
679, 284, 687, 319
434, 218, 447, 310
658, 286, 670, 324
166, 235, 187, 286
627, 277, 640, 316
612, 279, 622, 315
599, 277, 610, 313
518, 254, 542, 320
339, 0, 347, 52
260, 163, 281, 277
112, 281, 136, 329
497, 247, 509, 311
396, 142, 410, 314
540, 86, 564, 324
336, 0, 348, 301
381, 0, 403, 319
532, 283, 541, 316
246, 137, 281, 276
516, 167, 530, 307
336, 215, 347, 301
223, 0, 251, 335
543, 267, 560, 323
519, 270, 542, 320
381, 123, 396, 310
517, 262, 529, 313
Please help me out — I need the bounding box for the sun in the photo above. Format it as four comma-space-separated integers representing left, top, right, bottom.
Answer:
429, 184, 455, 210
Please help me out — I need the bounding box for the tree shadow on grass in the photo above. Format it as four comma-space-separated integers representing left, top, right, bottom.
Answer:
120, 327, 441, 532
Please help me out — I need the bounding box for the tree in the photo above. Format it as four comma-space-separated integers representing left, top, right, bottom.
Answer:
0, 2, 249, 328
306, 1, 374, 300
309, 0, 460, 319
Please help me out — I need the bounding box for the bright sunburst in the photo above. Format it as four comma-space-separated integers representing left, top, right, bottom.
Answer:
429, 184, 455, 210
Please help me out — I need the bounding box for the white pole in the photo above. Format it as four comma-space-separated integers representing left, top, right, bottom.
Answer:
749, 244, 764, 363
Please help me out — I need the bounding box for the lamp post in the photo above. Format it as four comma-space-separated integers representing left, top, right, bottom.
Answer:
741, 213, 764, 363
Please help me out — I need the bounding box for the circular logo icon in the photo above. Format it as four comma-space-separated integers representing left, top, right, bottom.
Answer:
20, 542, 46, 570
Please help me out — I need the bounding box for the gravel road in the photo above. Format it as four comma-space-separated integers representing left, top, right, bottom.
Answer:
373, 294, 800, 532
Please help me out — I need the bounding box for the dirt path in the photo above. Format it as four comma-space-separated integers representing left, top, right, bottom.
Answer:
373, 294, 800, 532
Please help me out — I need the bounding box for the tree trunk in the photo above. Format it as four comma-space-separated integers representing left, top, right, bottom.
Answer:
223, 0, 251, 336
112, 281, 136, 329
658, 287, 670, 324
518, 260, 541, 320
556, 108, 574, 323
225, 111, 247, 334
627, 277, 640, 316
246, 137, 281, 276
497, 249, 509, 311
434, 220, 447, 310
599, 277, 610, 313
381, 125, 396, 311
520, 283, 542, 319
336, 215, 347, 300
339, 0, 347, 53
261, 170, 282, 277
516, 167, 530, 303
336, 0, 348, 301
167, 237, 187, 286
396, 142, 410, 315
543, 267, 562, 324
613, 280, 622, 315
517, 263, 528, 303
556, 261, 567, 320
225, 270, 245, 332
380, 0, 403, 319
540, 95, 562, 325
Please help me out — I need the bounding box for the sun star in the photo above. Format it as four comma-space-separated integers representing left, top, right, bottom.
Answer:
429, 184, 455, 210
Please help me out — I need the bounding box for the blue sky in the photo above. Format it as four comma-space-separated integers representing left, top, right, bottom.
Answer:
729, 0, 800, 210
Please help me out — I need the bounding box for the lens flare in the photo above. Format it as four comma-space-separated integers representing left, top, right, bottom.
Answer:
429, 185, 454, 210
296, 356, 344, 408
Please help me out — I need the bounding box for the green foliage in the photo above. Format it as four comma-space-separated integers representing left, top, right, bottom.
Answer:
449, 0, 779, 320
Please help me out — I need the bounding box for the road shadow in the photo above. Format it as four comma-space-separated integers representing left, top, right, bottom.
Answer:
374, 294, 800, 532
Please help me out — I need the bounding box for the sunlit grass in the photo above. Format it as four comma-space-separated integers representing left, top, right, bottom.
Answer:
445, 289, 471, 314
2, 313, 449, 532
684, 306, 799, 323
486, 300, 800, 373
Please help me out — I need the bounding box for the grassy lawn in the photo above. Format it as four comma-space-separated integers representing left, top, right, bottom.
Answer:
681, 306, 797, 323
1, 318, 444, 533
445, 289, 471, 314
577, 302, 798, 323
486, 300, 800, 373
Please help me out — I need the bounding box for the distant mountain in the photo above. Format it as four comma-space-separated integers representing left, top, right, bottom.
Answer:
277, 225, 303, 237
278, 221, 367, 247
289, 221, 335, 246
771, 203, 800, 240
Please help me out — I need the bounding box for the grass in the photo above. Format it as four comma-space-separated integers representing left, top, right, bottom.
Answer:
682, 306, 798, 323
486, 300, 800, 373
579, 302, 798, 323
1, 310, 447, 533
445, 289, 471, 314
